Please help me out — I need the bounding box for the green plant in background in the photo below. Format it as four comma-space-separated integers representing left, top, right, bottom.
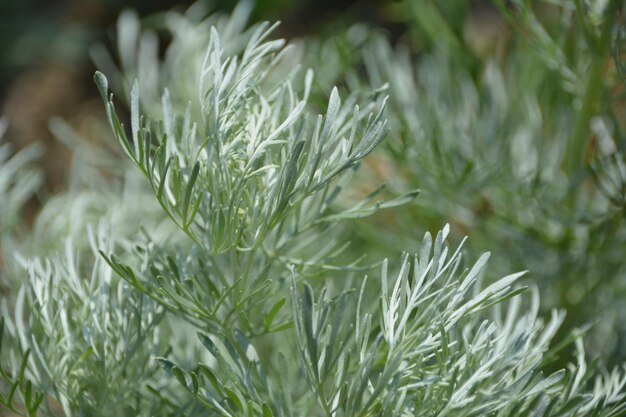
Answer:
0, 118, 42, 254
333, 0, 626, 365
1, 1, 626, 416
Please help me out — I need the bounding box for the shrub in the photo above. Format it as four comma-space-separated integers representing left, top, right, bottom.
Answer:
1, 2, 625, 416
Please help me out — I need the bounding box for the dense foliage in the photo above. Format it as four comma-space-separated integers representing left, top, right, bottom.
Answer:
1, 1, 626, 416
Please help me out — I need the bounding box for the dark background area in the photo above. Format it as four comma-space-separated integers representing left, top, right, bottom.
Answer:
0, 0, 399, 100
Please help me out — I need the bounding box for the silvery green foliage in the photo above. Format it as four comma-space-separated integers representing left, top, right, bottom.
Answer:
0, 158, 198, 417
93, 5, 410, 255
2, 2, 626, 417
0, 127, 207, 415
91, 3, 416, 339
0, 121, 189, 417
2, 231, 164, 416
157, 227, 626, 416
92, 9, 625, 416
357, 0, 626, 361
363, 36, 571, 245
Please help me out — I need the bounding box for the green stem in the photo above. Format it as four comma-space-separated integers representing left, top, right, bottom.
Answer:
565, 0, 619, 173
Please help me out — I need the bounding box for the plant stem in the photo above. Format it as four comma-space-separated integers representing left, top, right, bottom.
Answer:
565, 0, 619, 173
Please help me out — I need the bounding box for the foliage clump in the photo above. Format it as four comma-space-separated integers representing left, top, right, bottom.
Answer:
1, 1, 625, 416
